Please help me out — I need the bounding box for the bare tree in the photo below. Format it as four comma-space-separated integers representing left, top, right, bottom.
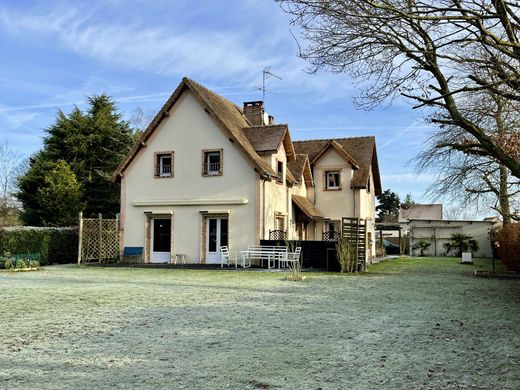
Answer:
415, 93, 520, 223
278, 0, 520, 178
0, 141, 26, 226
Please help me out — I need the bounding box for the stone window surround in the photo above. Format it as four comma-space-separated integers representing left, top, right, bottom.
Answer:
201, 148, 224, 176
153, 151, 174, 178
323, 168, 342, 191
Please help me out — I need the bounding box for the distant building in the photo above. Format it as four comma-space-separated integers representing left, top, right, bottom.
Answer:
398, 204, 443, 223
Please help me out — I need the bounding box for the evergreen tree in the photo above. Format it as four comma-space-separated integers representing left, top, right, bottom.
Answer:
37, 161, 86, 226
376, 189, 400, 222
401, 193, 416, 209
17, 95, 135, 225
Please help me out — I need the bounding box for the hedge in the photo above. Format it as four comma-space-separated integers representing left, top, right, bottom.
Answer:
0, 227, 78, 265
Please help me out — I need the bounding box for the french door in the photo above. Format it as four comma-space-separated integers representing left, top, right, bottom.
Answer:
206, 217, 228, 263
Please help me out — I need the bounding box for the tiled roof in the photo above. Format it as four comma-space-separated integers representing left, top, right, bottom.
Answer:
287, 154, 313, 186
293, 137, 382, 195
243, 124, 295, 159
292, 195, 323, 218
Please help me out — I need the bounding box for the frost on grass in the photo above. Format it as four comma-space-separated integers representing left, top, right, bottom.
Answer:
0, 259, 519, 389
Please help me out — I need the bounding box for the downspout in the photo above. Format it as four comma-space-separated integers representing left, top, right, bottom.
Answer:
262, 178, 266, 240
286, 184, 290, 240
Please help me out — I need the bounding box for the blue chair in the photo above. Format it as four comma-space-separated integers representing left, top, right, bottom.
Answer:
121, 247, 143, 263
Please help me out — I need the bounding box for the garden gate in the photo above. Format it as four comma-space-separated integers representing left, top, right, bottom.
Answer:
77, 212, 120, 264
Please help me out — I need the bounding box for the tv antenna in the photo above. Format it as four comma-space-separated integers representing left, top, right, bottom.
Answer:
259, 67, 282, 102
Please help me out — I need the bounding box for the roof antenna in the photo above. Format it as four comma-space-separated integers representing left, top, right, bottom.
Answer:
259, 67, 282, 103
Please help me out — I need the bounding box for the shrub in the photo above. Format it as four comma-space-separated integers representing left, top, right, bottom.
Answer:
3, 258, 14, 270
497, 224, 520, 273
412, 240, 431, 257
444, 233, 479, 257
0, 227, 78, 265
29, 260, 41, 269
16, 259, 27, 269
376, 241, 386, 258
336, 238, 357, 273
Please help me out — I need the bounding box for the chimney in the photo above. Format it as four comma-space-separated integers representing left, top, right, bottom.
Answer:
268, 115, 275, 125
243, 101, 267, 126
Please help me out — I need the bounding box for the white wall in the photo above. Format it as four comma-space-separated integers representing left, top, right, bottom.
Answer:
313, 149, 355, 220
122, 91, 257, 262
409, 220, 494, 258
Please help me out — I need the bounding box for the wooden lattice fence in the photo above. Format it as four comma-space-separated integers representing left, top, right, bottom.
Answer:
78, 212, 119, 264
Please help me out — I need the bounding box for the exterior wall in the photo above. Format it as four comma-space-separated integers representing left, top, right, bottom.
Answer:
357, 170, 377, 259
399, 204, 443, 223
262, 144, 290, 239
313, 148, 355, 221
121, 91, 257, 263
409, 220, 493, 258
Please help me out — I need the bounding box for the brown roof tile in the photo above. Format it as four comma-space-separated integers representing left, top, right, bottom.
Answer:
292, 195, 323, 218
243, 124, 295, 159
287, 154, 313, 186
293, 136, 382, 195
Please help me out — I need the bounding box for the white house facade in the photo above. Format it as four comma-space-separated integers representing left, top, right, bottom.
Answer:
113, 78, 382, 264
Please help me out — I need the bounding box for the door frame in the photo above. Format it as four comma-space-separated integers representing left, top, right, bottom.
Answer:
200, 213, 229, 264
145, 213, 173, 263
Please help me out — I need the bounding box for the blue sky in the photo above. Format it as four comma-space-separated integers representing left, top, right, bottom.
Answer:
0, 0, 437, 203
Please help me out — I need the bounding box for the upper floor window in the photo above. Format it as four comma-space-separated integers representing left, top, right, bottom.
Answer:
154, 151, 174, 178
277, 160, 284, 183
325, 170, 341, 190
202, 149, 223, 176
367, 177, 371, 193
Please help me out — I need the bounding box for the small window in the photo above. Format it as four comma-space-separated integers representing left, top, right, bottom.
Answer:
155, 152, 174, 178
277, 160, 284, 183
367, 177, 371, 193
325, 170, 341, 190
202, 149, 223, 176
327, 221, 339, 232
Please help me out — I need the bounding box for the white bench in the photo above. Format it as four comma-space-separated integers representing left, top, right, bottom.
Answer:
279, 247, 302, 268
241, 245, 288, 269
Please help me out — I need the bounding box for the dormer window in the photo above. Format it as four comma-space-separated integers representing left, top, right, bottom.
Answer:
325, 170, 341, 190
202, 149, 223, 176
154, 152, 174, 178
277, 160, 284, 183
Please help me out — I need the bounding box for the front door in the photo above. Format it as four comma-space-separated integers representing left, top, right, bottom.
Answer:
151, 218, 171, 263
206, 217, 228, 263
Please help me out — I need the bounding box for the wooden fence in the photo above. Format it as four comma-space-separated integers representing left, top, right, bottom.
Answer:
77, 212, 120, 264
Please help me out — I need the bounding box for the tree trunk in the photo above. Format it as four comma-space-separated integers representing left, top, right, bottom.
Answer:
499, 164, 512, 225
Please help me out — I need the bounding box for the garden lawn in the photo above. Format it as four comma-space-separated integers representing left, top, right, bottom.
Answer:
0, 257, 519, 389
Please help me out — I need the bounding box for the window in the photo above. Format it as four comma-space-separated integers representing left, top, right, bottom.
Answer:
154, 152, 174, 178
326, 221, 339, 232
274, 215, 285, 231
325, 170, 341, 190
202, 149, 223, 176
367, 175, 371, 193
277, 160, 284, 183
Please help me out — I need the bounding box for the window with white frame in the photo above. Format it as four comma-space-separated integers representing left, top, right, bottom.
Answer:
154, 152, 174, 178
202, 149, 223, 176
325, 170, 341, 190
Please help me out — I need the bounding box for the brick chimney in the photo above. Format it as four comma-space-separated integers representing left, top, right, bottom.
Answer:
243, 101, 267, 126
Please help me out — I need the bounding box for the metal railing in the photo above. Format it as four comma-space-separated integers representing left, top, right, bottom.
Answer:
203, 162, 221, 175
322, 230, 340, 241
155, 164, 172, 177
269, 230, 287, 240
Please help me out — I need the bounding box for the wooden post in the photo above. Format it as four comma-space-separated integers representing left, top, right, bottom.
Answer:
398, 226, 402, 256
77, 211, 83, 265
98, 213, 103, 262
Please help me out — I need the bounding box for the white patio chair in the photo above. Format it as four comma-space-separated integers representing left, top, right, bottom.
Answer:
220, 246, 235, 268
281, 247, 302, 268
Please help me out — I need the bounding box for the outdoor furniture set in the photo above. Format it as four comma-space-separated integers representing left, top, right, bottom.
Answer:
220, 245, 302, 269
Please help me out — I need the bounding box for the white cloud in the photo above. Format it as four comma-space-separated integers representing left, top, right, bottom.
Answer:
0, 5, 277, 84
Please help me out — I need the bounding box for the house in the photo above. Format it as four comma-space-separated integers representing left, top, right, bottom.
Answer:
113, 77, 381, 264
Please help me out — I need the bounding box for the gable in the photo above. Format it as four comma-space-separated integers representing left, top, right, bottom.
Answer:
113, 77, 276, 182
293, 136, 382, 196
